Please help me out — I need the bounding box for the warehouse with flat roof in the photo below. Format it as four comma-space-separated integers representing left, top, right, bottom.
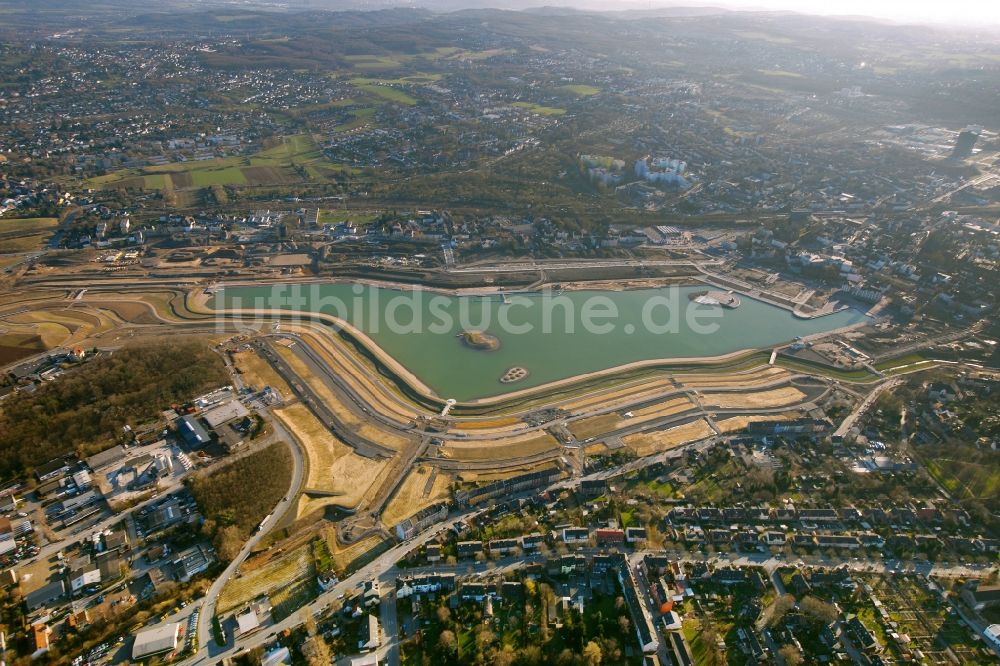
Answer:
131, 622, 181, 661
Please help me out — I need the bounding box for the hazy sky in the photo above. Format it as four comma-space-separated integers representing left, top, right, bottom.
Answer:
667, 0, 1000, 26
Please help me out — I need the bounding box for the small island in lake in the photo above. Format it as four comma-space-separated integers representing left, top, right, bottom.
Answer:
459, 329, 501, 351
500, 367, 529, 383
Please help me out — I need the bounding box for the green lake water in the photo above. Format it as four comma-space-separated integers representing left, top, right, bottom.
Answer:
212, 283, 869, 400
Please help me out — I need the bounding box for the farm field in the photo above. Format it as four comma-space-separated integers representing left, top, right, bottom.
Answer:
558, 84, 600, 96
347, 79, 418, 105
0, 221, 55, 252
0, 217, 58, 234
512, 101, 566, 116
85, 134, 356, 192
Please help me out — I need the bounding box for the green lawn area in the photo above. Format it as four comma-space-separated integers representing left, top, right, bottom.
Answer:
559, 84, 600, 96
251, 134, 320, 164
348, 73, 441, 85
874, 352, 930, 370
756, 69, 804, 78
0, 216, 57, 251
923, 455, 1000, 500
191, 166, 247, 187
0, 217, 58, 233
683, 618, 714, 664
775, 356, 879, 382
853, 605, 895, 656
142, 173, 169, 189
421, 46, 462, 60
0, 234, 50, 252
348, 79, 418, 105
512, 101, 566, 116
344, 54, 407, 70
644, 478, 674, 498
451, 48, 516, 61
85, 133, 355, 193
333, 107, 377, 133
317, 209, 379, 225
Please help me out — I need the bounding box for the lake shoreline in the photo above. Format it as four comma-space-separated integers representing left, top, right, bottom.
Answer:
205, 281, 871, 402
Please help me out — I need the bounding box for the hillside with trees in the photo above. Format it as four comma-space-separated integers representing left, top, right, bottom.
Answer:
189, 442, 294, 561
0, 341, 228, 481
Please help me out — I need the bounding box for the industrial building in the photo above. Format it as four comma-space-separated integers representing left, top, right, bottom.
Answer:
131, 622, 181, 661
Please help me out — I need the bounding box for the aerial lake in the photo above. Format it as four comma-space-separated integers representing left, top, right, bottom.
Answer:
212, 283, 869, 400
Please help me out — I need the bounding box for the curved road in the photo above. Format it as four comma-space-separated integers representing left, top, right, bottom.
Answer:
194, 417, 305, 660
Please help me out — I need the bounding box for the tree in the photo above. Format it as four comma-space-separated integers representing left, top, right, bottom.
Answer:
438, 630, 457, 653
300, 637, 330, 666
436, 605, 451, 624
801, 596, 839, 625
583, 641, 603, 666
216, 525, 244, 562
767, 594, 796, 627
779, 645, 803, 666
489, 646, 516, 666
555, 649, 575, 666
519, 645, 542, 665
701, 620, 724, 666
475, 627, 495, 653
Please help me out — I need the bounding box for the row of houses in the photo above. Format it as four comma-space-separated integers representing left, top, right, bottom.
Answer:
398, 552, 662, 656
454, 467, 561, 508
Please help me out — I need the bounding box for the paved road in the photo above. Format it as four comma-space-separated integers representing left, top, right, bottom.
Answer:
446, 258, 722, 273
177, 438, 999, 666
27, 442, 193, 566
258, 338, 396, 458
194, 417, 305, 660
187, 511, 479, 666
832, 378, 901, 439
